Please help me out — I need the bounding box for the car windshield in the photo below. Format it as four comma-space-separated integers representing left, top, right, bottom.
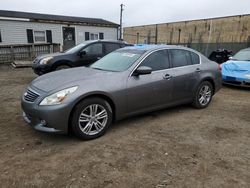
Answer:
64, 41, 92, 54
90, 50, 143, 72
232, 50, 250, 61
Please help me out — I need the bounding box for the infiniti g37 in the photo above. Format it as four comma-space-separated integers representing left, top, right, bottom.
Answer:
21, 45, 222, 140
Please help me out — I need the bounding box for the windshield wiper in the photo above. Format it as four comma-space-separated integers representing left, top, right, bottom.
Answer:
91, 67, 106, 71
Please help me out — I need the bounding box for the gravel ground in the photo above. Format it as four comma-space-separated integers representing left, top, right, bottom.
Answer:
0, 65, 249, 188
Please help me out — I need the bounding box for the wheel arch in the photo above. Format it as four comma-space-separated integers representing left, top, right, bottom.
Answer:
68, 92, 116, 132
199, 77, 215, 95
52, 60, 73, 70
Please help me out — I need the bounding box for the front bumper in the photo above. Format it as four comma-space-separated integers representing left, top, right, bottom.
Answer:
32, 63, 52, 75
222, 75, 250, 87
21, 93, 73, 134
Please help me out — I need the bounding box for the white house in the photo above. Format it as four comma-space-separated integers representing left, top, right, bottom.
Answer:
0, 10, 119, 50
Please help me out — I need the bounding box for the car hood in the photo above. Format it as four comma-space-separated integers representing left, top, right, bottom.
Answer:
31, 67, 114, 92
222, 60, 250, 79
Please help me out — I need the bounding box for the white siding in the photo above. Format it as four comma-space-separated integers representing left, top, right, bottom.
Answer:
0, 20, 118, 46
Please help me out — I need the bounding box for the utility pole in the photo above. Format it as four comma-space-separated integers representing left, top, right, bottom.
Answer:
119, 4, 124, 40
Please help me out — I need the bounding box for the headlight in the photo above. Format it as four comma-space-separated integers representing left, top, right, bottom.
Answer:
40, 86, 78, 106
39, 57, 53, 65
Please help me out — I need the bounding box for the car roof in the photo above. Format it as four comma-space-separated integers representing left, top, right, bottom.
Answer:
82, 40, 130, 44
123, 44, 194, 52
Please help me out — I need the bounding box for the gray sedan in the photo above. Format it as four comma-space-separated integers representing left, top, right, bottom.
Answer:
21, 45, 222, 140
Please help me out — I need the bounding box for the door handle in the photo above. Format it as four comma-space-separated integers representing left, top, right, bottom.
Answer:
163, 74, 172, 80
195, 68, 201, 73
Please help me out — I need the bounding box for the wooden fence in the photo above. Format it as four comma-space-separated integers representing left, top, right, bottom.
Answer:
0, 43, 60, 64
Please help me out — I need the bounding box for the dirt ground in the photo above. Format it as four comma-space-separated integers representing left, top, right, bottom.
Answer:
0, 65, 249, 188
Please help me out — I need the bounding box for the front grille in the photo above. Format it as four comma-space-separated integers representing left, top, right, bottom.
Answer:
24, 89, 40, 102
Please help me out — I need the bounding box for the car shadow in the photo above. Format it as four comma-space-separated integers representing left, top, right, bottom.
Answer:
25, 104, 193, 142
223, 84, 250, 91
110, 104, 193, 130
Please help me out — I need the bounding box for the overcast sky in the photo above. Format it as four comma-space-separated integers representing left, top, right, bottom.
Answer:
1, 0, 250, 27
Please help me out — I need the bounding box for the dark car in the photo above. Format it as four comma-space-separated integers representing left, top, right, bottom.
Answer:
32, 40, 132, 75
22, 45, 222, 140
208, 49, 233, 64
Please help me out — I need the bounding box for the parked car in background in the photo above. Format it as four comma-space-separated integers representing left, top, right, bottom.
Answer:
32, 40, 132, 75
221, 48, 250, 87
22, 45, 222, 140
208, 49, 233, 64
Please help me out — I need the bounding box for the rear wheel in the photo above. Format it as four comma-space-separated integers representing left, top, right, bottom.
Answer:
71, 98, 112, 140
192, 81, 213, 109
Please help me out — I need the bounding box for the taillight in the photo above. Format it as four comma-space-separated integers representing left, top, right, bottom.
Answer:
218, 64, 222, 71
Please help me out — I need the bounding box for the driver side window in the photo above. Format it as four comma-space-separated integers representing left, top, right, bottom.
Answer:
83, 43, 102, 55
140, 50, 170, 71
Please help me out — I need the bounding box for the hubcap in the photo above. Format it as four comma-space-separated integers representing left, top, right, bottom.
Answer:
78, 104, 108, 135
198, 85, 212, 106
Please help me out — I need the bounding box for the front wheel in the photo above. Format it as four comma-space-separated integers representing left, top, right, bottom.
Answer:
55, 65, 71, 71
192, 81, 213, 109
71, 98, 112, 140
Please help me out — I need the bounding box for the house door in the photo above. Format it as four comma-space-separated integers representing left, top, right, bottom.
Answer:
62, 27, 75, 50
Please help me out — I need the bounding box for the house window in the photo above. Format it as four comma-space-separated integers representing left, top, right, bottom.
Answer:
99, 32, 104, 40
34, 31, 46, 43
0, 30, 2, 42
90, 33, 99, 40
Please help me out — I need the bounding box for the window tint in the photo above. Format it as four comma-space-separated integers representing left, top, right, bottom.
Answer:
140, 50, 170, 71
190, 52, 200, 64
104, 43, 120, 54
83, 43, 102, 55
170, 49, 192, 68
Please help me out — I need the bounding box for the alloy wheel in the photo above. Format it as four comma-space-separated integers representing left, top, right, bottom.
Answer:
198, 85, 212, 106
78, 104, 108, 136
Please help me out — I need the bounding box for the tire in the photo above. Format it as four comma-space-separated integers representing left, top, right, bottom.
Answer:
71, 98, 112, 140
192, 81, 213, 109
55, 65, 71, 71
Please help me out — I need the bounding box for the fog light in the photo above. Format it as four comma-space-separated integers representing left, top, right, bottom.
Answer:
40, 120, 47, 126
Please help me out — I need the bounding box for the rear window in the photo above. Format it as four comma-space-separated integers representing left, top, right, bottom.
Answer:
190, 52, 200, 64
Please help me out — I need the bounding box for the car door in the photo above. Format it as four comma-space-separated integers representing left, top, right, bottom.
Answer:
75, 42, 104, 66
126, 49, 173, 114
168, 49, 199, 101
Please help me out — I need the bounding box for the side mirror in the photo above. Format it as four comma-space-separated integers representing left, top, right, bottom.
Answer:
133, 66, 152, 76
79, 51, 86, 57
